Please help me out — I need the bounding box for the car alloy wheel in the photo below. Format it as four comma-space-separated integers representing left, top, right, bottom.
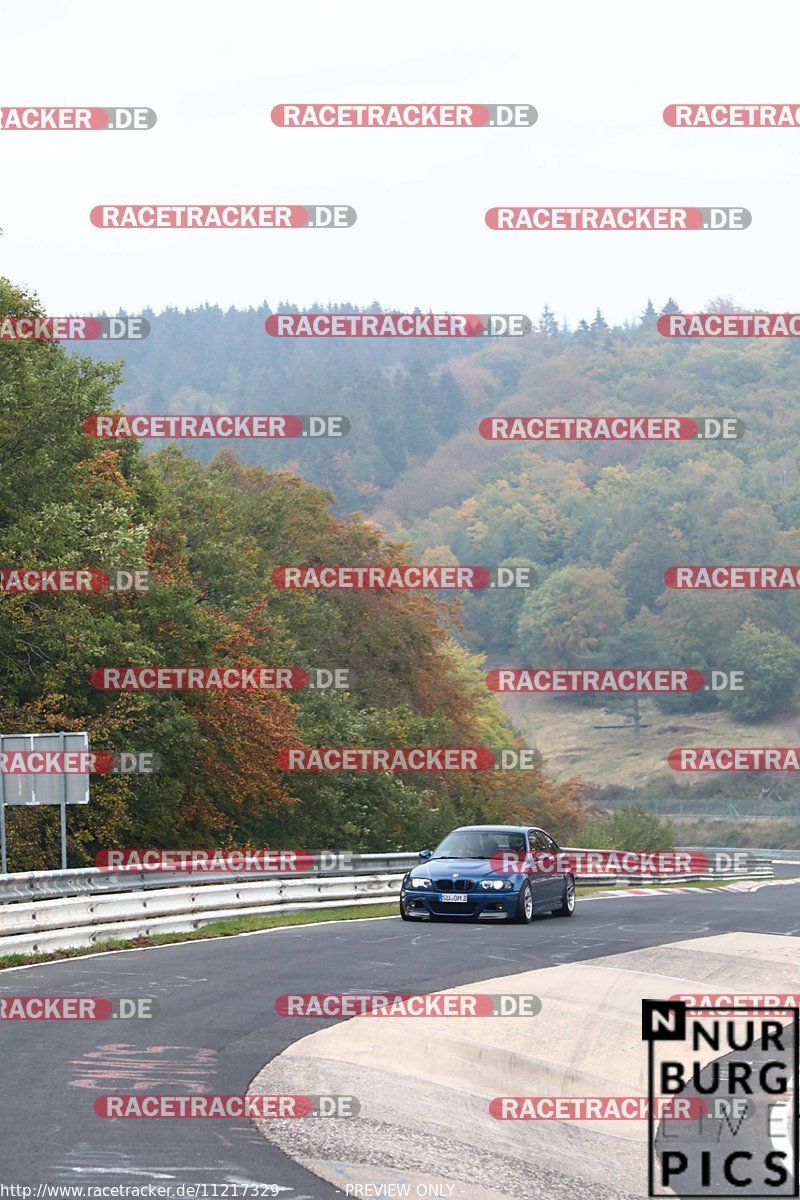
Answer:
554, 874, 576, 917
514, 880, 534, 924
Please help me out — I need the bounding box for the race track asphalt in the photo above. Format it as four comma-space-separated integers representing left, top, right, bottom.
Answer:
1, 872, 799, 1196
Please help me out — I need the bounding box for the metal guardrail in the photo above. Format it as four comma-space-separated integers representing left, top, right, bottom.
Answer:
0, 847, 775, 957
0, 872, 405, 956
0, 847, 776, 905
0, 853, 419, 905
679, 845, 800, 862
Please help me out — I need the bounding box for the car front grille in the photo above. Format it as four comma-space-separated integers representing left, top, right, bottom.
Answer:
435, 878, 474, 892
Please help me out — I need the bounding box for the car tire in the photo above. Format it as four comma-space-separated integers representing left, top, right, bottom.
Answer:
553, 874, 576, 917
513, 880, 535, 924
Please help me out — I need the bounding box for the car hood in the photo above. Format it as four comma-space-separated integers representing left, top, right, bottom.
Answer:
409, 858, 512, 879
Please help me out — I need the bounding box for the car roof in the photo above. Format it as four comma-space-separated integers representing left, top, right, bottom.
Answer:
448, 824, 536, 833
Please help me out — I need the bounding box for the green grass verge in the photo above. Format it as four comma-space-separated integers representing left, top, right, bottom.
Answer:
0, 902, 397, 971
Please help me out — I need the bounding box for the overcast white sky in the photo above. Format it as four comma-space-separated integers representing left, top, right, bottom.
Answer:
2, 1, 799, 327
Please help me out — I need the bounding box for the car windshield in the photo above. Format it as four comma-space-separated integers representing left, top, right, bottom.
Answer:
431, 830, 526, 859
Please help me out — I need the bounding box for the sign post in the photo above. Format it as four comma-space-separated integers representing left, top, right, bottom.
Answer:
0, 731, 91, 874
0, 767, 6, 875
59, 731, 67, 871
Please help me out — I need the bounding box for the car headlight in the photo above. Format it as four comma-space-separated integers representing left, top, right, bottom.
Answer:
480, 879, 514, 891
409, 877, 433, 889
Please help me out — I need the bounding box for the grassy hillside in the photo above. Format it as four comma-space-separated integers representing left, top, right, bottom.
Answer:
502, 693, 800, 787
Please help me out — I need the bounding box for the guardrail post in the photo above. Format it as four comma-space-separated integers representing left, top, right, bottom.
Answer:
0, 766, 6, 874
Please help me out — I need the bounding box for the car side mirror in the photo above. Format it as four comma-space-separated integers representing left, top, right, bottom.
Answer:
418, 849, 432, 861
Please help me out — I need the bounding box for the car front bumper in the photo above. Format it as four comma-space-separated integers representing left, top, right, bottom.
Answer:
401, 887, 520, 920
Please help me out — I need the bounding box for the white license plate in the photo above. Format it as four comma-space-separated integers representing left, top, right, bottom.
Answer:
440, 893, 468, 903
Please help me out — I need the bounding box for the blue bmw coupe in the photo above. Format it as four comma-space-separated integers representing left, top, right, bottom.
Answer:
399, 824, 576, 923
